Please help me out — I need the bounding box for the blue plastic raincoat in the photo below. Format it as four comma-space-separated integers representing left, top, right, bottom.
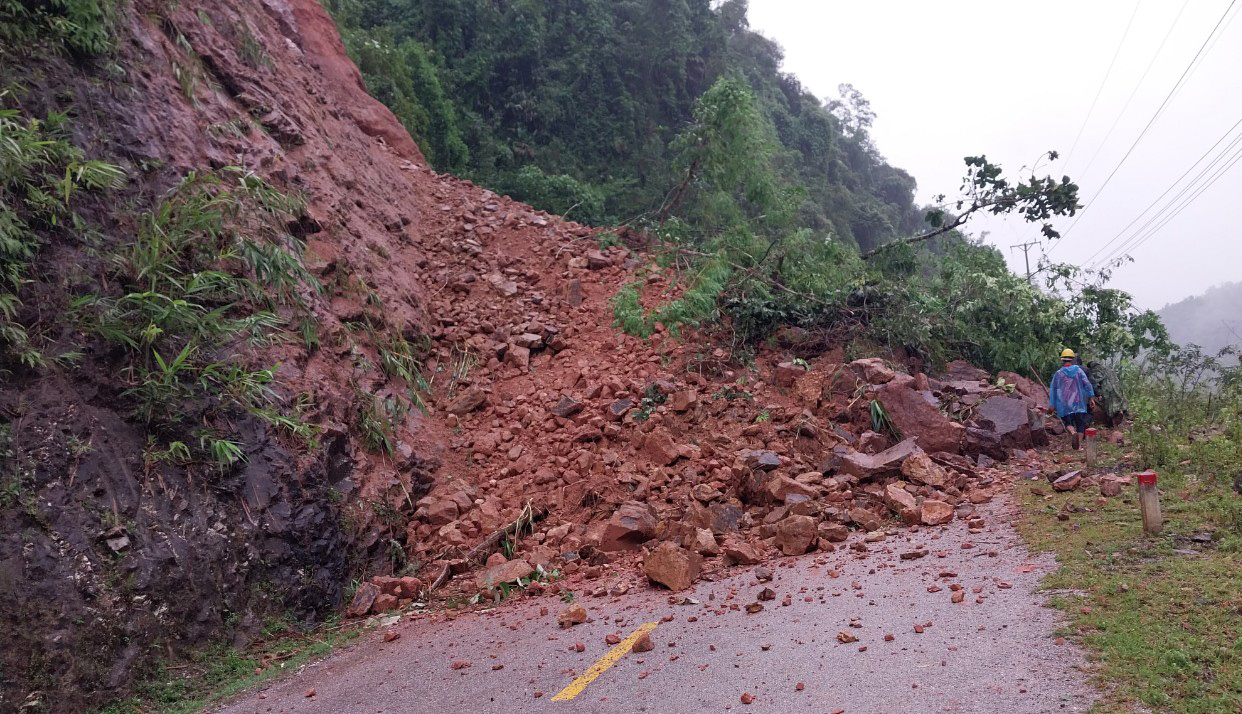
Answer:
1049, 364, 1094, 418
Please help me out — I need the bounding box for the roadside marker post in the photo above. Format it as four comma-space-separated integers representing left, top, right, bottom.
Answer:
1137, 470, 1162, 535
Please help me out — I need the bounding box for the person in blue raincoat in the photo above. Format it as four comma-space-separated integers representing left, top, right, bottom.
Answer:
1049, 348, 1095, 449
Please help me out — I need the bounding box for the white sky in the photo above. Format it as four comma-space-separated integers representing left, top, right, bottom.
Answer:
748, 0, 1242, 310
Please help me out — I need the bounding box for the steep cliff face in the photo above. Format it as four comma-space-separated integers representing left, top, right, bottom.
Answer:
0, 0, 469, 709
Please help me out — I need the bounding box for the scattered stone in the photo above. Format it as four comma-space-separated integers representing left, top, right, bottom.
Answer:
757, 587, 776, 602
345, 582, 380, 618
740, 692, 755, 705
305, 688, 316, 698
836, 631, 858, 644
551, 395, 585, 418
632, 632, 655, 653
606, 633, 621, 645
558, 604, 588, 628
383, 630, 400, 642
1053, 471, 1082, 492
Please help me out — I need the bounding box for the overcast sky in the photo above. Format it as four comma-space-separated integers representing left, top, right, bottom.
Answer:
748, 0, 1242, 310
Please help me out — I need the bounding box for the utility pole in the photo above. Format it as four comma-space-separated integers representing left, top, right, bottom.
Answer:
1010, 240, 1039, 284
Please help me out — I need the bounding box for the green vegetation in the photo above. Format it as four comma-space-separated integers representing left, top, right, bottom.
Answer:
0, 0, 116, 58
1018, 354, 1241, 713
96, 620, 363, 714
72, 168, 320, 464
324, 0, 924, 244
0, 97, 126, 368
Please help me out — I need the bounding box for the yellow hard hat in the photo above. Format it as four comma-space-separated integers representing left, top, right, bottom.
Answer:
1060, 348, 1076, 359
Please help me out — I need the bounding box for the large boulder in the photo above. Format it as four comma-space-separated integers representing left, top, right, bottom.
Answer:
643, 542, 702, 591
941, 360, 989, 381
877, 381, 964, 454
475, 559, 535, 591
975, 396, 1048, 448
838, 438, 920, 478
774, 515, 817, 556
598, 501, 659, 551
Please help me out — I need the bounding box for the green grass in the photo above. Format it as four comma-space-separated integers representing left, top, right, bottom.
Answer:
96, 619, 364, 714
1016, 441, 1242, 713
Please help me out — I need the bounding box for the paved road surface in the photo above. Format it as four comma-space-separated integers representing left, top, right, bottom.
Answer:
216, 500, 1093, 714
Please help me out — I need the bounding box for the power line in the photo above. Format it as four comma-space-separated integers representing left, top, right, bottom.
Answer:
1074, 0, 1192, 181
1079, 113, 1242, 267
1062, 0, 1144, 170
1049, 0, 1238, 253
1091, 127, 1242, 267
1094, 139, 1242, 267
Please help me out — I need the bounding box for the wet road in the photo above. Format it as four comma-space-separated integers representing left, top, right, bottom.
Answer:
215, 500, 1094, 714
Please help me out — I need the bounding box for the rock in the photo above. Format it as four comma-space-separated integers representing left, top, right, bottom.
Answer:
372, 593, 399, 612
643, 542, 702, 591
739, 449, 782, 471
383, 630, 400, 642
685, 501, 742, 534
670, 389, 698, 412
599, 502, 658, 551
690, 483, 722, 503
818, 522, 849, 542
687, 528, 720, 556
345, 582, 380, 617
963, 427, 1007, 460
558, 604, 588, 628
585, 250, 610, 270
551, 395, 585, 418
900, 451, 950, 488
484, 552, 507, 568
565, 278, 584, 307
1053, 471, 1082, 492
505, 344, 531, 369
631, 632, 654, 652
423, 498, 461, 526
1099, 474, 1126, 497
849, 358, 896, 384
475, 559, 535, 591
643, 430, 682, 466
919, 500, 954, 526
764, 475, 818, 504
942, 360, 989, 381
884, 483, 918, 519
774, 515, 817, 556
774, 361, 807, 387
740, 692, 755, 705
857, 431, 888, 454
445, 388, 487, 415
877, 383, 964, 454
997, 371, 1049, 406
606, 398, 632, 421
975, 396, 1048, 448
721, 538, 762, 565
849, 507, 883, 532
838, 439, 920, 478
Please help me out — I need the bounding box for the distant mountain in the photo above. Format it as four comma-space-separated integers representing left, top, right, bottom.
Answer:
1158, 281, 1242, 360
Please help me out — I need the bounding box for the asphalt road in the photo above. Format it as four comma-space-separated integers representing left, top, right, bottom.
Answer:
215, 499, 1094, 714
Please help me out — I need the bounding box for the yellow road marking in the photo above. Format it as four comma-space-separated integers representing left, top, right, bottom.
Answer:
550, 621, 659, 702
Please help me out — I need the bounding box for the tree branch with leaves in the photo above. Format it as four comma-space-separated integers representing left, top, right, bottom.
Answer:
862, 152, 1080, 259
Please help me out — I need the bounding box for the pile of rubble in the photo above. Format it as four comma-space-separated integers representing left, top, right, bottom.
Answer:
334, 171, 1065, 618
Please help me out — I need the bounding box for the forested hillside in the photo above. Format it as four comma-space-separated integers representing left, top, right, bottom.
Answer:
1158, 281, 1242, 364
326, 0, 924, 251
